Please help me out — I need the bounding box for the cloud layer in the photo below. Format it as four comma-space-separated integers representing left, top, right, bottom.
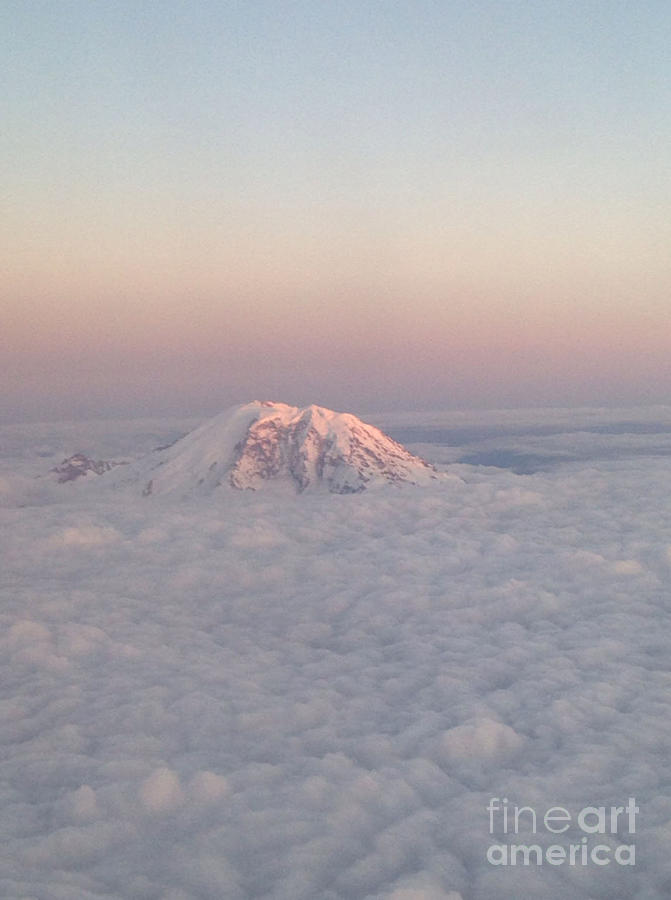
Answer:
2, 411, 671, 898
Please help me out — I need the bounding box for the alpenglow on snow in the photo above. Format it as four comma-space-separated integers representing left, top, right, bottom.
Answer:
103, 402, 439, 496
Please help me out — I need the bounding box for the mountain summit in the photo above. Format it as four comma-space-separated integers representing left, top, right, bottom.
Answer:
51, 453, 120, 483
120, 401, 437, 496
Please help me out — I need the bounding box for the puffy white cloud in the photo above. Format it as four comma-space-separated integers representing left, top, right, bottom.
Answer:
55, 524, 121, 546
188, 770, 229, 805
139, 767, 185, 814
65, 785, 100, 822
437, 719, 524, 762
612, 559, 644, 575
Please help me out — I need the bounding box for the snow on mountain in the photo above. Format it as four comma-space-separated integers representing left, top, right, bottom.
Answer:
110, 401, 439, 496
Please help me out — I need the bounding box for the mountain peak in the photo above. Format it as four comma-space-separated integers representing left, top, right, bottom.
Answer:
51, 453, 120, 483
111, 402, 439, 496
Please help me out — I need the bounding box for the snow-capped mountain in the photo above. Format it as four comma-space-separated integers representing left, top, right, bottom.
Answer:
111, 401, 438, 496
51, 453, 120, 483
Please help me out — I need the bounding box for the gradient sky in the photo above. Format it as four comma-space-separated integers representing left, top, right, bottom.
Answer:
3, 0, 671, 421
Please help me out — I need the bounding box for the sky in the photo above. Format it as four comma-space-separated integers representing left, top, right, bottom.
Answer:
3, 0, 671, 421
